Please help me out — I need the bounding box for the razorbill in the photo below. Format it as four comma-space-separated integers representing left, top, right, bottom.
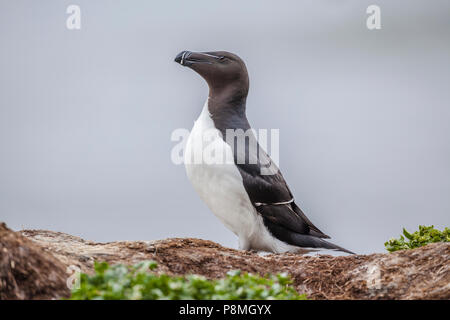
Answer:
175, 50, 354, 254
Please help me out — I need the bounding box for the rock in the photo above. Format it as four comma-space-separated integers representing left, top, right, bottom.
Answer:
0, 223, 70, 300
1, 222, 448, 299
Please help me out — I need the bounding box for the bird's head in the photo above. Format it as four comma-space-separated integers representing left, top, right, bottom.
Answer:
174, 50, 249, 100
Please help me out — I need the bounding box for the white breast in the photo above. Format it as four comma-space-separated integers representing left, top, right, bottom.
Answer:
184, 100, 299, 253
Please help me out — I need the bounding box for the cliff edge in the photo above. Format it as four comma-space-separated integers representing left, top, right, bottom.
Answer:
1, 223, 448, 299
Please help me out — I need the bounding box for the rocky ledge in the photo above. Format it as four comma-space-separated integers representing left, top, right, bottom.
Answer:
0, 223, 448, 299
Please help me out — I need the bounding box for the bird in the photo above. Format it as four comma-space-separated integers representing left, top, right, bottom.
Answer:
174, 50, 354, 254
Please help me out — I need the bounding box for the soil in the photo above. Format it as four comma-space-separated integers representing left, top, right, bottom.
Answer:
0, 223, 70, 300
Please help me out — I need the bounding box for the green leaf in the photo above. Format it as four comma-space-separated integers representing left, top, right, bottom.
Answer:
69, 260, 307, 300
402, 228, 413, 240
386, 225, 448, 252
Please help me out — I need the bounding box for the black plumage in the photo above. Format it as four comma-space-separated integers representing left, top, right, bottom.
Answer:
175, 50, 354, 254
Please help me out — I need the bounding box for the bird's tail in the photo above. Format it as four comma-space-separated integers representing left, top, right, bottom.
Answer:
315, 238, 355, 255
289, 233, 355, 254
262, 219, 355, 254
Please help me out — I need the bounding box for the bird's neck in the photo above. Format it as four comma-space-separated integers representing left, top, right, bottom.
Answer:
206, 88, 250, 135
208, 93, 247, 120
207, 83, 248, 118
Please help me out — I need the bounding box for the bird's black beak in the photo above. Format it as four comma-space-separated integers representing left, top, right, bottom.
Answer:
174, 51, 191, 65
174, 51, 222, 67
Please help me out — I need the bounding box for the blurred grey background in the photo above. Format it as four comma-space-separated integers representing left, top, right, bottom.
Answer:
1, 1, 449, 254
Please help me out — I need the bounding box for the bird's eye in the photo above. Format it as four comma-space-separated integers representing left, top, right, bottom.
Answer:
219, 56, 225, 61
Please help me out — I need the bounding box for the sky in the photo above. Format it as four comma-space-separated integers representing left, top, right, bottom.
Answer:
0, 1, 449, 254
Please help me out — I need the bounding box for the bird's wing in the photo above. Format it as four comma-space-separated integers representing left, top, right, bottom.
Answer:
231, 132, 329, 239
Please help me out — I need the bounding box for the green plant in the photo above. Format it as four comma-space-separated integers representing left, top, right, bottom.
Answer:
69, 261, 306, 300
384, 225, 449, 252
